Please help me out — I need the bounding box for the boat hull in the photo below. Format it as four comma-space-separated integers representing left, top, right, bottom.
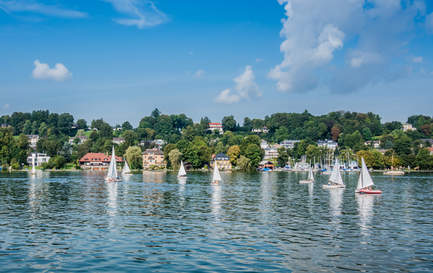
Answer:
322, 184, 345, 189
299, 180, 313, 184
383, 171, 404, 176
105, 177, 121, 183
357, 189, 382, 194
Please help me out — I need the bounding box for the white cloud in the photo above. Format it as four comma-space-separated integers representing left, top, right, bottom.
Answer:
2, 104, 10, 110
215, 65, 260, 104
32, 60, 71, 81
215, 89, 241, 104
255, 58, 263, 63
105, 0, 167, 28
270, 0, 426, 93
194, 69, 205, 78
0, 0, 86, 18
413, 56, 423, 63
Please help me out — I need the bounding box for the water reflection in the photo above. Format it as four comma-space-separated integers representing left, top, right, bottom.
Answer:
328, 188, 344, 217
142, 171, 166, 183
211, 183, 222, 220
356, 194, 375, 236
106, 182, 118, 218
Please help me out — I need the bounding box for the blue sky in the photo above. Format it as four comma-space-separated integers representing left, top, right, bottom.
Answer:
1, 0, 433, 126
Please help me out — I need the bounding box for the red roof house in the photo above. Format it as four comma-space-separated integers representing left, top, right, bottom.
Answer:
79, 153, 123, 169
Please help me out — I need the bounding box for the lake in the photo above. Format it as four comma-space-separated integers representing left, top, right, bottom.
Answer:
0, 171, 432, 272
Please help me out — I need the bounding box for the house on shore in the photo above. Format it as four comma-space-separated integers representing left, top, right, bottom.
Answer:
211, 153, 232, 170
27, 153, 50, 166
142, 148, 165, 169
79, 152, 123, 170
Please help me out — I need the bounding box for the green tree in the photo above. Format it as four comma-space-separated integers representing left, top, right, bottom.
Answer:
277, 147, 288, 167
227, 145, 241, 165
236, 155, 252, 171
76, 119, 88, 130
222, 115, 237, 132
125, 146, 142, 170
243, 143, 263, 169
168, 149, 182, 170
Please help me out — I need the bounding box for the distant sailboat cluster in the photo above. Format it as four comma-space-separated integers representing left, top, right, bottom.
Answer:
297, 157, 381, 195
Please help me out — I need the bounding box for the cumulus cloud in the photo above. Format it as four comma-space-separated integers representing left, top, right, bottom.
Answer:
270, 0, 427, 93
105, 0, 167, 28
215, 65, 261, 104
32, 60, 71, 81
194, 69, 205, 78
0, 0, 86, 18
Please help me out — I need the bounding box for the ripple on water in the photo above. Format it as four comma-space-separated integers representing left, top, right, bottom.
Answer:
0, 171, 432, 272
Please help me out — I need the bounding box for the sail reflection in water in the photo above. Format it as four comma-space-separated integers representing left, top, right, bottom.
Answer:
106, 182, 118, 218
328, 188, 344, 217
356, 194, 375, 237
211, 183, 222, 219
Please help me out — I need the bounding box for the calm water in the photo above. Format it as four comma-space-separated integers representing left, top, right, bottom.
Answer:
0, 171, 432, 272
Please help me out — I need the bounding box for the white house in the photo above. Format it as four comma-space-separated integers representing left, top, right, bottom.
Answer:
251, 127, 269, 134
280, 140, 300, 149
317, 140, 338, 150
112, 137, 125, 145
27, 153, 50, 166
402, 123, 415, 132
208, 123, 223, 134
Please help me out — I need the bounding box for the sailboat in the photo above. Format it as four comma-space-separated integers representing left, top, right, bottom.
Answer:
323, 160, 345, 189
30, 153, 36, 175
105, 146, 120, 182
384, 152, 404, 176
356, 157, 382, 194
300, 166, 314, 184
122, 158, 131, 175
177, 161, 187, 177
212, 161, 222, 184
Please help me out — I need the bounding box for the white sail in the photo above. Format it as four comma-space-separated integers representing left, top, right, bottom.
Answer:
122, 158, 131, 175
329, 160, 344, 185
31, 153, 36, 174
307, 167, 314, 181
357, 157, 374, 190
106, 146, 118, 180
212, 161, 222, 182
178, 161, 187, 177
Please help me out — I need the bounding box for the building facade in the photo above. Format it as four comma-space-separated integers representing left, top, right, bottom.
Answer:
27, 153, 50, 166
212, 153, 232, 170
317, 140, 338, 150
79, 153, 123, 170
402, 123, 415, 132
142, 148, 165, 169
280, 140, 300, 149
208, 123, 223, 134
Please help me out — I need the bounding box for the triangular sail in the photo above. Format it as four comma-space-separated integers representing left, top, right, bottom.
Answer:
212, 161, 222, 182
178, 161, 187, 177
122, 159, 131, 175
329, 160, 344, 185
106, 146, 118, 179
357, 157, 374, 190
308, 167, 314, 181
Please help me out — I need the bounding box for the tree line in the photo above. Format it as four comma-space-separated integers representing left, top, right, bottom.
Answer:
1, 109, 432, 170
